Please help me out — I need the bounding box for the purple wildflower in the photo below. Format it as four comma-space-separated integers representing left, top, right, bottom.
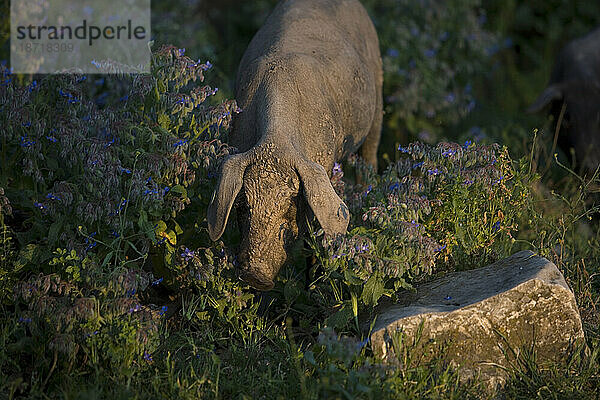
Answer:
181, 247, 194, 261
424, 49, 437, 58
151, 277, 163, 286
332, 162, 342, 175
386, 48, 399, 58
492, 221, 501, 233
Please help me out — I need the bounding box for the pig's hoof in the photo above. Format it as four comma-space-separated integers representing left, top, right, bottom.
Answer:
240, 270, 275, 291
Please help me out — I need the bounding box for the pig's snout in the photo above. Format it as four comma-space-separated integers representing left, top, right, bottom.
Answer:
239, 262, 277, 291
238, 233, 290, 291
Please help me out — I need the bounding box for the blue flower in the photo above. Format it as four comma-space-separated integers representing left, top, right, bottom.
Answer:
435, 244, 447, 253
463, 140, 472, 149
492, 221, 501, 233
46, 193, 61, 201
28, 80, 38, 92
398, 144, 409, 153
466, 100, 476, 112
444, 295, 452, 301
18, 316, 32, 323
424, 49, 437, 58
151, 277, 163, 286
356, 337, 369, 351
332, 162, 342, 175
173, 139, 189, 147
356, 243, 369, 253
143, 351, 153, 362
19, 136, 35, 147
386, 48, 399, 58
159, 306, 168, 316
389, 182, 400, 192
181, 247, 194, 261
129, 304, 141, 313
412, 162, 424, 169
485, 44, 500, 56
178, 48, 186, 57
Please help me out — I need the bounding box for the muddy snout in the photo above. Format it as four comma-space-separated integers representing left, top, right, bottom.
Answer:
238, 261, 278, 291
238, 243, 288, 291
236, 213, 299, 290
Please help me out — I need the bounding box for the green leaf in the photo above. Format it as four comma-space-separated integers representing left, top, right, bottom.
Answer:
47, 220, 63, 247
165, 229, 177, 245
324, 301, 353, 330
101, 252, 114, 268
173, 221, 183, 235
158, 113, 171, 130
170, 185, 187, 197
304, 350, 316, 366
155, 220, 167, 234
361, 274, 386, 307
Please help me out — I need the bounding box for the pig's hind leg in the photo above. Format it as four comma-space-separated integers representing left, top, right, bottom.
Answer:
359, 87, 382, 171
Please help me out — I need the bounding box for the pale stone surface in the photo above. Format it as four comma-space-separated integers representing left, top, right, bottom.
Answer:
370, 250, 586, 389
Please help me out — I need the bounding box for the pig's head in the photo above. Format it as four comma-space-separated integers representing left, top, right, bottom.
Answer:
528, 81, 600, 171
207, 148, 350, 290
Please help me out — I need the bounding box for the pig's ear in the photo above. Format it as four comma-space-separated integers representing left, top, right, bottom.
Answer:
527, 84, 563, 113
207, 153, 249, 241
296, 159, 350, 235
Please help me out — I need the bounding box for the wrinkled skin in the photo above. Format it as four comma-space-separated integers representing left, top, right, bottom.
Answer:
207, 0, 383, 290
528, 26, 600, 171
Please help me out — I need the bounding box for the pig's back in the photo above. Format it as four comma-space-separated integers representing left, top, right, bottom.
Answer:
232, 0, 382, 166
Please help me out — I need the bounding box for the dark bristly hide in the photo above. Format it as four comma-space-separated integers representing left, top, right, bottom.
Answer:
528, 26, 600, 171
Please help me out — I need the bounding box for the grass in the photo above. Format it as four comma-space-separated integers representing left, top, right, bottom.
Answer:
1, 1, 600, 399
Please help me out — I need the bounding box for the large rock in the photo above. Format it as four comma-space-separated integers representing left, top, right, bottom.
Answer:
370, 250, 585, 389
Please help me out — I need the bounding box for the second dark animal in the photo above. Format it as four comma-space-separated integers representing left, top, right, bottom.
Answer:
528, 26, 600, 171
